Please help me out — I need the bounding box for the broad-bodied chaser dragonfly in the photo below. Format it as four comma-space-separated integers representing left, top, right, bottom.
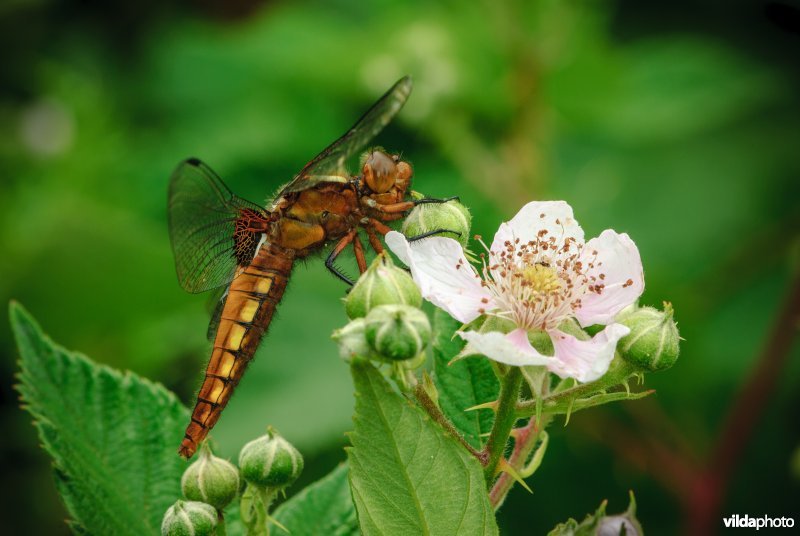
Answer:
169, 77, 446, 458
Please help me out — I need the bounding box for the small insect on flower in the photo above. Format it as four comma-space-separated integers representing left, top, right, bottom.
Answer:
386, 201, 644, 382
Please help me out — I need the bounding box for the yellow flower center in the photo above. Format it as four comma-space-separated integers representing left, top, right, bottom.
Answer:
521, 264, 561, 293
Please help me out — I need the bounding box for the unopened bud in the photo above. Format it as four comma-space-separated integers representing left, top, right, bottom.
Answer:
402, 200, 471, 247
597, 515, 641, 536
345, 253, 421, 319
161, 500, 217, 536
332, 318, 375, 361
598, 491, 642, 536
180, 442, 239, 510
364, 304, 431, 361
239, 427, 303, 489
617, 303, 680, 372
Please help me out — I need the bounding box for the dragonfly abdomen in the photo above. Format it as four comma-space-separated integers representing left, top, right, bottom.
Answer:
179, 242, 296, 458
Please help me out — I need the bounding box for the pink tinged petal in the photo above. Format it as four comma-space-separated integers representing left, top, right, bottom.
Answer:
575, 230, 645, 327
458, 328, 552, 367
490, 201, 585, 255
548, 323, 630, 382
385, 231, 493, 323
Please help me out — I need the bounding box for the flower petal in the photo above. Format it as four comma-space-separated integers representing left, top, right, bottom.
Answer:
458, 328, 552, 367
575, 230, 645, 327
490, 201, 585, 256
548, 323, 630, 382
385, 231, 493, 323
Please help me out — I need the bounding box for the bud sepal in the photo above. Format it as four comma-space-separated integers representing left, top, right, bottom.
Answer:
548, 491, 642, 536
401, 199, 472, 247
332, 318, 377, 362
617, 302, 680, 372
364, 304, 432, 362
344, 253, 421, 319
161, 500, 218, 536
239, 427, 303, 490
181, 442, 240, 510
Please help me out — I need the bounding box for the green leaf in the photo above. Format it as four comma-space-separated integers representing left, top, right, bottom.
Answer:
347, 361, 498, 536
432, 308, 499, 449
272, 463, 358, 536
11, 302, 189, 535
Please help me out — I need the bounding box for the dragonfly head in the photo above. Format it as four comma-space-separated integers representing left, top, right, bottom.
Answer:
361, 149, 412, 194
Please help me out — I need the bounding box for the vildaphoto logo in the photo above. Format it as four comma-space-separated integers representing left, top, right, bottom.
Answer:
723, 514, 795, 530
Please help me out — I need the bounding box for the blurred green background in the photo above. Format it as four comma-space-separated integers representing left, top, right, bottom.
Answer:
1, 0, 799, 534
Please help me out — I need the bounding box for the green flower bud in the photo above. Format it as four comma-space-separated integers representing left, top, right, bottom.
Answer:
617, 303, 680, 372
239, 427, 303, 489
161, 500, 217, 536
401, 200, 472, 247
345, 253, 422, 319
332, 318, 376, 361
180, 442, 239, 510
364, 304, 431, 361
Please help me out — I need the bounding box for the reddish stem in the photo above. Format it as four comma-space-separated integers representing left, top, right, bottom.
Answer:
687, 273, 800, 534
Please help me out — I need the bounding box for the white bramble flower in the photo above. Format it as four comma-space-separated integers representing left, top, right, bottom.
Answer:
386, 201, 644, 382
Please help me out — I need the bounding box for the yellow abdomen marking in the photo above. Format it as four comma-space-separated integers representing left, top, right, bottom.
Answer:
207, 379, 225, 403
208, 349, 236, 378
238, 299, 260, 322
254, 277, 273, 295
224, 323, 246, 350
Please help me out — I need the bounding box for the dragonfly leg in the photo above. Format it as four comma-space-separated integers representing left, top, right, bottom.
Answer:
375, 200, 415, 214
353, 232, 367, 273
413, 195, 460, 206
407, 228, 462, 243
368, 218, 393, 236
373, 195, 459, 220
365, 225, 384, 254
325, 230, 357, 285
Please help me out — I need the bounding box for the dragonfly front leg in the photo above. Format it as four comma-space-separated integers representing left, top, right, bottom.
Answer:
368, 196, 461, 216
413, 195, 460, 206
326, 229, 357, 285
367, 217, 460, 249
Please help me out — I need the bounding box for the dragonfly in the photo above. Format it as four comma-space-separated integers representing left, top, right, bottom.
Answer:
169, 77, 450, 458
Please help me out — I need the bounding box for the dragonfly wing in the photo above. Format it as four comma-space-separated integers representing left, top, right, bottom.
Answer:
168, 158, 267, 293
205, 286, 229, 341
278, 76, 412, 195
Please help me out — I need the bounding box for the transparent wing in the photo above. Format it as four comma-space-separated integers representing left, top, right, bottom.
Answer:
278, 76, 412, 195
168, 158, 267, 293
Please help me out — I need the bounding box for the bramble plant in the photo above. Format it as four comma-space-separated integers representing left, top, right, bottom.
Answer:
12, 199, 679, 535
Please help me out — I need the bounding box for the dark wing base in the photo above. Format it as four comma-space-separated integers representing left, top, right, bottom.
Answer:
168, 158, 268, 294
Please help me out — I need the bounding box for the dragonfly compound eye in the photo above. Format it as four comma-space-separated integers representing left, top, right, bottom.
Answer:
362, 150, 397, 193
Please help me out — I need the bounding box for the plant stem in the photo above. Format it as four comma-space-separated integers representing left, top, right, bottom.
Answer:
688, 271, 800, 534
217, 511, 228, 536
489, 414, 552, 509
516, 358, 635, 417
413, 383, 485, 461
482, 366, 524, 483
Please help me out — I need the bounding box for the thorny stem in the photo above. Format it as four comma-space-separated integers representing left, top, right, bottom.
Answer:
482, 366, 524, 483
414, 383, 484, 461
515, 358, 636, 417
489, 413, 552, 509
